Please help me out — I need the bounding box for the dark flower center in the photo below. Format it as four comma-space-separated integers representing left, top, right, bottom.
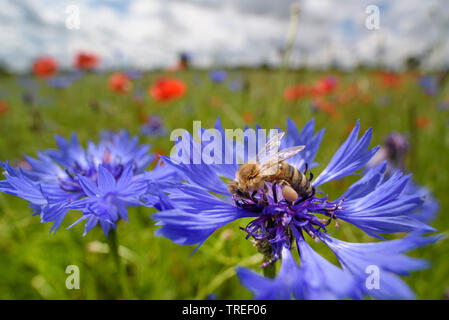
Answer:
57, 153, 126, 193
233, 182, 343, 267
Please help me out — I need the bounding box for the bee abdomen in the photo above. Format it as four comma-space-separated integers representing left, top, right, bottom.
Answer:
282, 162, 313, 199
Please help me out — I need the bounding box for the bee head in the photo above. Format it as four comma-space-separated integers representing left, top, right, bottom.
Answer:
228, 179, 248, 198
235, 163, 264, 193
236, 188, 247, 197
237, 163, 258, 181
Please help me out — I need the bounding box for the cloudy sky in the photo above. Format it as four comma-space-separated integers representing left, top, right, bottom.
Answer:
1, 0, 448, 72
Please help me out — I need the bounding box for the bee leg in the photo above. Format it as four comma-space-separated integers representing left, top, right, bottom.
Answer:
228, 180, 238, 195
308, 171, 314, 182
279, 180, 298, 202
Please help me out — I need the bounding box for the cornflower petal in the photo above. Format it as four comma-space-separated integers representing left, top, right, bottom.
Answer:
283, 118, 325, 170
313, 120, 379, 187
152, 185, 257, 246
335, 162, 435, 238
0, 130, 165, 235
319, 232, 442, 299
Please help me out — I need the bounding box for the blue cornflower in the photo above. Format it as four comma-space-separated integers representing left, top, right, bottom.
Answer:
437, 100, 449, 111
367, 132, 439, 223
418, 75, 439, 96
228, 80, 243, 92
237, 233, 441, 300
152, 118, 439, 299
0, 130, 178, 235
209, 70, 227, 83
47, 76, 73, 89
17, 75, 38, 91
140, 115, 168, 137
403, 180, 439, 223
125, 69, 143, 80
67, 70, 84, 82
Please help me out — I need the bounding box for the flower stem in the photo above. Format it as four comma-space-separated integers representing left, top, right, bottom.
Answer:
262, 260, 276, 279
107, 229, 133, 299
408, 102, 418, 172
281, 4, 300, 70
194, 253, 262, 300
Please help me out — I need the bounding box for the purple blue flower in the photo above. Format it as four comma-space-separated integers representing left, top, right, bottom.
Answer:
125, 69, 143, 80
17, 75, 38, 91
418, 75, 439, 96
140, 115, 168, 137
367, 132, 439, 223
0, 130, 179, 236
228, 80, 243, 91
47, 76, 73, 89
209, 70, 227, 83
152, 118, 439, 299
237, 242, 359, 299
436, 100, 449, 111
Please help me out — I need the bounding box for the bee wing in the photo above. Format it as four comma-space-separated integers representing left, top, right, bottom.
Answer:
249, 131, 285, 165
258, 145, 306, 176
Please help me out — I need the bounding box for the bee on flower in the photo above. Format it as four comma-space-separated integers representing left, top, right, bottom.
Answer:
152, 118, 440, 300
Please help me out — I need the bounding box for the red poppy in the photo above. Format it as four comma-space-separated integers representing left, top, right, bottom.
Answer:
313, 98, 340, 119
242, 110, 254, 124
32, 56, 58, 78
283, 84, 309, 101
75, 52, 100, 70
0, 100, 9, 116
380, 71, 402, 88
336, 84, 359, 105
310, 76, 338, 96
149, 77, 186, 102
284, 77, 338, 101
415, 116, 431, 129
209, 95, 222, 108
359, 94, 373, 104
108, 72, 132, 94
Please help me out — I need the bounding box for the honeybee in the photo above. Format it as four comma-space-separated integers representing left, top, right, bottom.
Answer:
228, 131, 314, 202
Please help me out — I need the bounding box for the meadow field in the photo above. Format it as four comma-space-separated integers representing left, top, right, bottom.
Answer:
0, 68, 448, 299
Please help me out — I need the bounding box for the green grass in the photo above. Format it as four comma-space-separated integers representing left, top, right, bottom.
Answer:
0, 69, 448, 299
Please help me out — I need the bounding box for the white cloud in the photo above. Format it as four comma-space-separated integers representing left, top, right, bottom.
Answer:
0, 0, 448, 72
